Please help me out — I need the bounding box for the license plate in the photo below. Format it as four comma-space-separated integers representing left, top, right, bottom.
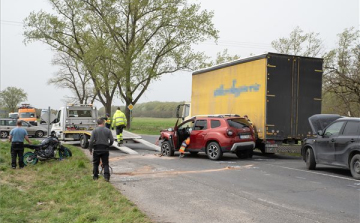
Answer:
240, 135, 250, 139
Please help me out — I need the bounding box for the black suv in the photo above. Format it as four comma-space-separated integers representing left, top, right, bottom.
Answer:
301, 114, 360, 179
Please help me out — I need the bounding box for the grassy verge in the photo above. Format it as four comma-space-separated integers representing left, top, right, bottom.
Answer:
129, 117, 177, 135
0, 141, 152, 223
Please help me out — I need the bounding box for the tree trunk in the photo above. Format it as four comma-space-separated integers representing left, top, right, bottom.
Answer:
125, 105, 131, 129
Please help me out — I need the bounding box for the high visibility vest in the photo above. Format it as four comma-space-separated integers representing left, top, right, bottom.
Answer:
105, 118, 111, 125
112, 110, 127, 127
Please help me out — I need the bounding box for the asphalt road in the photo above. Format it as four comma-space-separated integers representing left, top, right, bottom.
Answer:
85, 135, 360, 223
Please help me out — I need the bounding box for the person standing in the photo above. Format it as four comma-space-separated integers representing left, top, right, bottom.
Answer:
9, 120, 32, 169
89, 118, 114, 181
103, 113, 111, 129
111, 107, 127, 146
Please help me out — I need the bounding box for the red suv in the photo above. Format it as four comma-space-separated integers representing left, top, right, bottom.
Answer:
159, 115, 256, 160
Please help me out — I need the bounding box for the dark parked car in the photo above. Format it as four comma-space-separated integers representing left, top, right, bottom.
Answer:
0, 118, 47, 138
301, 114, 360, 179
159, 115, 256, 160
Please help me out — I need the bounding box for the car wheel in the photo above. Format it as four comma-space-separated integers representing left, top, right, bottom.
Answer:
80, 134, 89, 148
0, 131, 9, 138
35, 131, 44, 138
305, 148, 316, 170
350, 154, 360, 180
161, 141, 174, 156
206, 142, 222, 160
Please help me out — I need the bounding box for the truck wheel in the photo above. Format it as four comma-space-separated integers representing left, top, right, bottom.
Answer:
0, 131, 8, 138
350, 154, 360, 180
35, 131, 44, 138
305, 148, 316, 170
80, 134, 89, 148
206, 142, 222, 160
161, 141, 174, 156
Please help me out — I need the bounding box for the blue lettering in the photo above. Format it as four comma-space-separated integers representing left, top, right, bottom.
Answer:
213, 80, 261, 97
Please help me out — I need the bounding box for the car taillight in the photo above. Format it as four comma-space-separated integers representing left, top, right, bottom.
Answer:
227, 129, 234, 136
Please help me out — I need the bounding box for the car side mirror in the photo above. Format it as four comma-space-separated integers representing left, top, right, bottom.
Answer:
317, 130, 323, 136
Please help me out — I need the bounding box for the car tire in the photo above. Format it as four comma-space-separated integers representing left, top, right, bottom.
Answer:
350, 154, 360, 180
0, 131, 9, 139
35, 131, 44, 138
80, 134, 89, 148
305, 148, 316, 170
206, 142, 222, 160
161, 141, 174, 157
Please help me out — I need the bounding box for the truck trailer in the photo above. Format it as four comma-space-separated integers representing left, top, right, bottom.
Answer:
187, 53, 323, 153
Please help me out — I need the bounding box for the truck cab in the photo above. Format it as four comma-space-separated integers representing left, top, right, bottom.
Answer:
18, 104, 37, 126
51, 104, 98, 147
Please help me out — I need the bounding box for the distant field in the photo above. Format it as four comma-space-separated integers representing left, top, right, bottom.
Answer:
129, 117, 178, 135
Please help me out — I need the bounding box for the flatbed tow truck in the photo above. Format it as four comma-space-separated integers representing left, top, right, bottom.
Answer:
50, 104, 160, 154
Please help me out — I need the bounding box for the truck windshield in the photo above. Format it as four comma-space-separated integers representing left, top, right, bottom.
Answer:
227, 118, 249, 129
69, 110, 92, 117
20, 112, 36, 118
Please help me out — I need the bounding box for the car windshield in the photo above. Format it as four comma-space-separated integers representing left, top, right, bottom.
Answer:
9, 114, 18, 119
20, 112, 35, 118
227, 118, 249, 129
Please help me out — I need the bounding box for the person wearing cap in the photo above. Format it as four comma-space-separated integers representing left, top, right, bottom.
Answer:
111, 107, 127, 146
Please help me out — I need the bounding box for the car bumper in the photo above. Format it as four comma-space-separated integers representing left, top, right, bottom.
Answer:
230, 141, 255, 152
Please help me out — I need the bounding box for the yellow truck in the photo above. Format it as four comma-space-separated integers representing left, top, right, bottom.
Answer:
179, 53, 323, 153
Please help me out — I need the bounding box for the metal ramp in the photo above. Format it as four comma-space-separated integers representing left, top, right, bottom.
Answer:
111, 130, 160, 154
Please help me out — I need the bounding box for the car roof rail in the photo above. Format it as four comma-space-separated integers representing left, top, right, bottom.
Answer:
193, 114, 241, 118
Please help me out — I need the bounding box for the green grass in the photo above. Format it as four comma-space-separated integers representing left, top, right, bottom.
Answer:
0, 141, 152, 223
129, 117, 178, 135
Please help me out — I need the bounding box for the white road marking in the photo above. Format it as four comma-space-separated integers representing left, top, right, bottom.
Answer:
266, 164, 358, 182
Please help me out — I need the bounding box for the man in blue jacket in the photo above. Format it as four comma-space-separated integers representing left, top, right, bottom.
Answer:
9, 120, 32, 169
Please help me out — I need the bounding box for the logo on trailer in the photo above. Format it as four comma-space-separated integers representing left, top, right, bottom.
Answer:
214, 80, 261, 97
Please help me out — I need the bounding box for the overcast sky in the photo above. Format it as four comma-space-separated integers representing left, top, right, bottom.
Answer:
1, 0, 359, 110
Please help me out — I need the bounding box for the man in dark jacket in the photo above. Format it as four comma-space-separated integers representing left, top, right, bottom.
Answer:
89, 118, 114, 181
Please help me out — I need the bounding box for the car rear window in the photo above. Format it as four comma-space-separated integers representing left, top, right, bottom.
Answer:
227, 118, 249, 129
211, 120, 221, 128
343, 121, 360, 135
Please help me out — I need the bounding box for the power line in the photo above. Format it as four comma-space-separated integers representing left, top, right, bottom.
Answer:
1, 20, 23, 26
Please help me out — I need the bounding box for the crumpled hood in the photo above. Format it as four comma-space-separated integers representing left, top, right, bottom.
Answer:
308, 114, 342, 134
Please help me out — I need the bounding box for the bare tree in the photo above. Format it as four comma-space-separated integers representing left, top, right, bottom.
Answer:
271, 26, 323, 57
49, 53, 97, 104
323, 27, 360, 116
